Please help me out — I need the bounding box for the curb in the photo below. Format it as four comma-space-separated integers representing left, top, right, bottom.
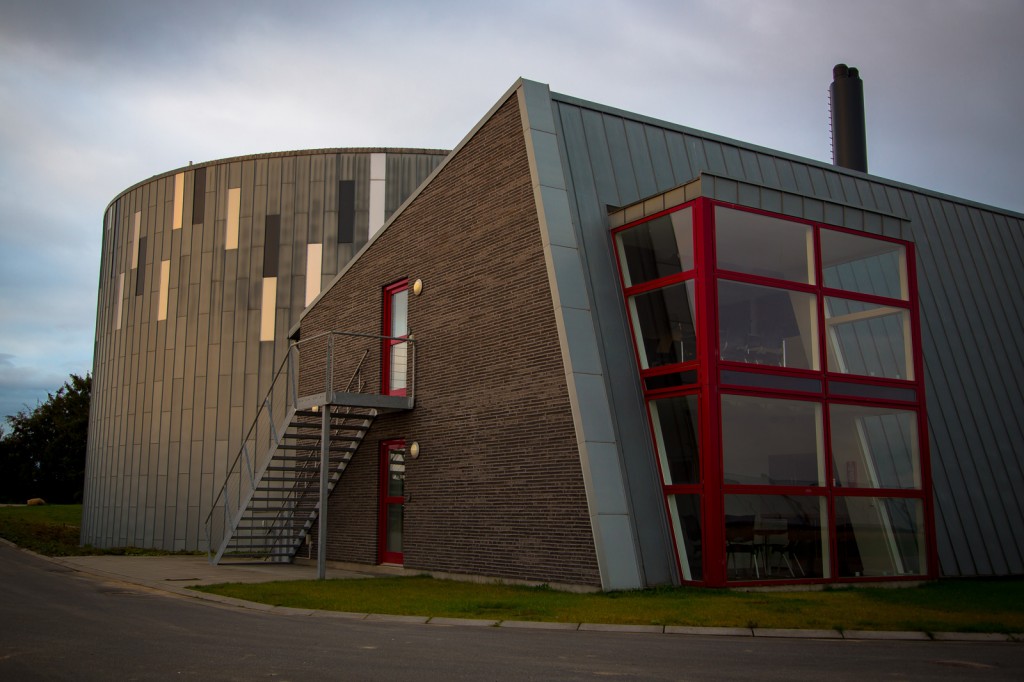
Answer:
5, 541, 1021, 643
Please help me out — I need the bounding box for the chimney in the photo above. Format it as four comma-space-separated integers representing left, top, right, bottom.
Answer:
830, 64, 868, 173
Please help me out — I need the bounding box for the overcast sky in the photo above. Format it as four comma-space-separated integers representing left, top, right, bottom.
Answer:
1, 0, 1021, 421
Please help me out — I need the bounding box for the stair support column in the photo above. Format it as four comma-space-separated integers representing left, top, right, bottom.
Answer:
318, 405, 330, 579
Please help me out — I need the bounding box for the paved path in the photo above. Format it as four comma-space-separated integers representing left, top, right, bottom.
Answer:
1, 542, 1022, 681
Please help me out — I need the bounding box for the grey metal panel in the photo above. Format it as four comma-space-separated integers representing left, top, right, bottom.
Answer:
602, 114, 639, 205
663, 131, 694, 183
623, 119, 657, 199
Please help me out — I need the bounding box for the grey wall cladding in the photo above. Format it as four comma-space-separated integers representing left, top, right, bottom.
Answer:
83, 148, 447, 551
550, 92, 1024, 578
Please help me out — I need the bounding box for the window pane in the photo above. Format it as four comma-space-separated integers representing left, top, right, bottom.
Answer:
821, 229, 908, 300
721, 394, 824, 486
388, 448, 405, 497
390, 342, 408, 392
629, 281, 697, 369
718, 280, 819, 370
644, 370, 698, 391
835, 497, 925, 577
617, 207, 693, 287
650, 396, 700, 485
715, 206, 814, 284
390, 289, 409, 337
725, 494, 829, 581
386, 504, 403, 553
668, 495, 702, 581
825, 297, 913, 380
830, 405, 920, 489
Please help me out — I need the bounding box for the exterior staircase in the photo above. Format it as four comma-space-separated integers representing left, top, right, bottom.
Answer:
216, 405, 377, 563
205, 330, 416, 567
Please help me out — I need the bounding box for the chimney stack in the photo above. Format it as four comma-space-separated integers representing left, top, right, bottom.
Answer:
830, 64, 868, 173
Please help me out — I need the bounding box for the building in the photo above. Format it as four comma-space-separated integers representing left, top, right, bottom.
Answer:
86, 77, 1024, 590
82, 148, 448, 550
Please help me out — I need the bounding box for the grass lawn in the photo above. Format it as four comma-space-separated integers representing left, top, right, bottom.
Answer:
194, 575, 1024, 634
0, 504, 198, 557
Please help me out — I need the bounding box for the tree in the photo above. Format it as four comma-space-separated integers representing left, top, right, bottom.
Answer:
0, 373, 91, 504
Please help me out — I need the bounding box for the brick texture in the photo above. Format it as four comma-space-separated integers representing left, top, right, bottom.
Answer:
300, 93, 601, 586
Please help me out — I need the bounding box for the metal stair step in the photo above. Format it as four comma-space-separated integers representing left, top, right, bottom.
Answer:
276, 443, 357, 452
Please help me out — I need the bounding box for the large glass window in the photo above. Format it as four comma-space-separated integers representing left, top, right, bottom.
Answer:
716, 206, 814, 284
825, 297, 913, 380
821, 229, 908, 300
628, 281, 697, 368
650, 395, 700, 485
835, 497, 925, 577
831, 404, 920, 489
617, 207, 693, 287
718, 281, 818, 370
725, 494, 829, 581
721, 394, 824, 486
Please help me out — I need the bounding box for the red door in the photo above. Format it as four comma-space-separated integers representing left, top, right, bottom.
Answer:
378, 439, 405, 564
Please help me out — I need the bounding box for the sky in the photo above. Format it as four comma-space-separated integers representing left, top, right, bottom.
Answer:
1, 0, 1022, 422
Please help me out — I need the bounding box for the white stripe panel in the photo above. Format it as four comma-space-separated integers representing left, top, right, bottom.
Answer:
115, 273, 124, 330
172, 173, 184, 230
260, 277, 277, 341
305, 243, 322, 306
157, 260, 170, 321
131, 211, 141, 268
368, 152, 386, 239
226, 187, 240, 249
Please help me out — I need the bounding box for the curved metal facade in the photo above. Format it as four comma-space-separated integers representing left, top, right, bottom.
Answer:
83, 148, 448, 550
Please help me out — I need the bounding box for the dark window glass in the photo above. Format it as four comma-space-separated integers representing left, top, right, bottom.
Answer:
135, 237, 147, 296
725, 494, 828, 581
820, 229, 908, 300
338, 180, 355, 243
668, 495, 703, 581
616, 207, 693, 287
649, 395, 700, 485
192, 167, 206, 224
644, 370, 698, 391
628, 281, 697, 369
264, 215, 280, 277
830, 404, 920, 489
718, 280, 818, 371
835, 497, 924, 577
720, 370, 821, 394
828, 381, 916, 402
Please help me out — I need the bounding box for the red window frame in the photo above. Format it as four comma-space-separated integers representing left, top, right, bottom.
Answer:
382, 279, 409, 396
612, 197, 936, 587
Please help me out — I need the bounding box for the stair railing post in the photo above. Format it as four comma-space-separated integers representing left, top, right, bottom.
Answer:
317, 333, 333, 580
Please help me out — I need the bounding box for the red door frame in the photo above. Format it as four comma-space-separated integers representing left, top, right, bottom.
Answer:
382, 279, 409, 396
378, 439, 406, 564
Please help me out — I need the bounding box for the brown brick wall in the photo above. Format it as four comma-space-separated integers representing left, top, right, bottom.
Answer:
300, 93, 601, 586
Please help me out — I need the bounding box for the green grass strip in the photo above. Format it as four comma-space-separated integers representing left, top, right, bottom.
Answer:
194, 575, 1024, 634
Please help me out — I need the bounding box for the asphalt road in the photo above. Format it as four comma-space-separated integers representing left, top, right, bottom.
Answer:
1, 543, 1021, 681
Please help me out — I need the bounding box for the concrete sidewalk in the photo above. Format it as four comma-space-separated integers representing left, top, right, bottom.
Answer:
56, 553, 377, 587
30, 548, 1023, 642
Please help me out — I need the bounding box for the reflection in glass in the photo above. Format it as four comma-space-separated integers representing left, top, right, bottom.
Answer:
390, 342, 408, 392
629, 281, 697, 369
718, 280, 819, 370
825, 297, 913, 380
668, 495, 702, 581
721, 394, 824, 486
387, 504, 403, 553
644, 370, 698, 391
388, 448, 405, 497
821, 229, 908, 300
830, 405, 920, 489
725, 494, 828, 581
390, 288, 409, 336
650, 396, 700, 485
715, 206, 814, 284
835, 497, 924, 577
617, 207, 693, 287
